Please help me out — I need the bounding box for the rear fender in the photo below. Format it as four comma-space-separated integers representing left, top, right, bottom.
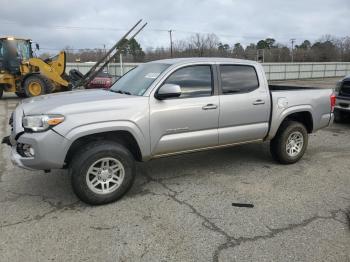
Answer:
267, 105, 314, 140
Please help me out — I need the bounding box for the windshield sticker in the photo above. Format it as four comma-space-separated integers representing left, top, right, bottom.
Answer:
145, 72, 160, 79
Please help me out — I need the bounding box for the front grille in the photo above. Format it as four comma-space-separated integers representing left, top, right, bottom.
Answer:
340, 81, 350, 97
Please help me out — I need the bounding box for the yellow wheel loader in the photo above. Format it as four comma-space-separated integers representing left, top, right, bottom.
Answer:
0, 20, 147, 99
0, 37, 70, 98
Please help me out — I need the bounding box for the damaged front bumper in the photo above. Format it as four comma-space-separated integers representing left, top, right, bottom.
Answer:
2, 106, 69, 171
4, 130, 69, 170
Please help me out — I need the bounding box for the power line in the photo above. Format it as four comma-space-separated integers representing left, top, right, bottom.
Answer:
0, 19, 307, 43
1, 20, 169, 32
40, 47, 106, 51
3, 19, 346, 46
4, 19, 345, 53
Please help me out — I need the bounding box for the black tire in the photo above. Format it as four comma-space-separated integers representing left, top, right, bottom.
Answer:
15, 91, 27, 98
69, 141, 136, 205
0, 87, 3, 99
42, 76, 55, 93
334, 109, 344, 123
270, 121, 308, 164
23, 75, 53, 97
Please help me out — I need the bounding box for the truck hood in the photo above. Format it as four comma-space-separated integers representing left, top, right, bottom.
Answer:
20, 89, 145, 115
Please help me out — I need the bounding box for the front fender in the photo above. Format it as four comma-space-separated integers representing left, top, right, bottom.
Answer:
60, 120, 150, 160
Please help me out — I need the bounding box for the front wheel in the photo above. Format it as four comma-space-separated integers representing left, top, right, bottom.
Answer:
69, 141, 136, 205
270, 121, 308, 164
23, 75, 53, 97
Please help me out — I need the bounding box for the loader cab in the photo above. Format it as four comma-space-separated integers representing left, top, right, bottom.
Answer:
0, 37, 33, 74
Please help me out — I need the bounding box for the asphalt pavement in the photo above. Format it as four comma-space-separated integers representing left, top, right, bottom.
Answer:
0, 90, 349, 262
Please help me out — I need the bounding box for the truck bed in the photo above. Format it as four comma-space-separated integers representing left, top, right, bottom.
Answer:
269, 84, 326, 91
266, 85, 333, 140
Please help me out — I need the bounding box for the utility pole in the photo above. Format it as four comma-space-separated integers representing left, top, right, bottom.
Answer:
290, 38, 296, 63
120, 53, 124, 76
168, 30, 173, 58
256, 49, 265, 63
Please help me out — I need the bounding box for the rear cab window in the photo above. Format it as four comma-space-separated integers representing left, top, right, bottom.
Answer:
219, 65, 259, 94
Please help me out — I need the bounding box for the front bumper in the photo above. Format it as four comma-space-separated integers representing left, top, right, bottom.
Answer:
335, 96, 350, 113
6, 130, 70, 171
334, 106, 350, 113
10, 146, 36, 171
3, 104, 70, 171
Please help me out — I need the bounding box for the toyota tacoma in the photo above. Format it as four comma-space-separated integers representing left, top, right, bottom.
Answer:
2, 58, 335, 205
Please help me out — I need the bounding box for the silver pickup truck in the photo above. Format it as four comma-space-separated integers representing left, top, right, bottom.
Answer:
2, 58, 335, 205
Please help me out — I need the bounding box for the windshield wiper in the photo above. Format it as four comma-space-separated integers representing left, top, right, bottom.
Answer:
110, 90, 132, 95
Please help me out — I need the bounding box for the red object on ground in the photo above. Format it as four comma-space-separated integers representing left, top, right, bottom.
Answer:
87, 72, 113, 89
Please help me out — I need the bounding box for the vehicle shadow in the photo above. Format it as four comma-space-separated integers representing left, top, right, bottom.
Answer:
127, 142, 273, 197
334, 117, 350, 125
3, 142, 273, 205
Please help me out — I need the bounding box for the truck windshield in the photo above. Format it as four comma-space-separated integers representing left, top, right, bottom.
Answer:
110, 63, 170, 96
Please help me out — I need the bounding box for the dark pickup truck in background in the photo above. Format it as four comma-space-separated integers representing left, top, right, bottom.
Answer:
334, 75, 350, 121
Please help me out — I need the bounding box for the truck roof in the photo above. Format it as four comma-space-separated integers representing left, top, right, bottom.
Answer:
151, 57, 258, 66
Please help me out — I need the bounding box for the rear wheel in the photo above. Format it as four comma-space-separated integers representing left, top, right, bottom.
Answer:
0, 87, 3, 98
69, 141, 136, 205
270, 121, 308, 164
23, 75, 53, 97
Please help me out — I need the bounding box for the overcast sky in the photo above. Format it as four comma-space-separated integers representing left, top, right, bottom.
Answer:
1, 0, 350, 53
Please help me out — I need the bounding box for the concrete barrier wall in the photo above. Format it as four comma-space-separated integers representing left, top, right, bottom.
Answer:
262, 62, 350, 80
66, 63, 142, 78
66, 62, 350, 80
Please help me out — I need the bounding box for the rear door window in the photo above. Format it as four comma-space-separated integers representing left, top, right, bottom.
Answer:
219, 65, 259, 94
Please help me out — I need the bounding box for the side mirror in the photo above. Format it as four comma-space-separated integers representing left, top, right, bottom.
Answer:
35, 43, 40, 50
155, 84, 181, 100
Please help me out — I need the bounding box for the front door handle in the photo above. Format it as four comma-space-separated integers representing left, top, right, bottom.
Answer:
253, 99, 265, 105
202, 104, 218, 110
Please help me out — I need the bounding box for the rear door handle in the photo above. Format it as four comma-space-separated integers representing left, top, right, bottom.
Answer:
202, 104, 218, 110
253, 99, 265, 105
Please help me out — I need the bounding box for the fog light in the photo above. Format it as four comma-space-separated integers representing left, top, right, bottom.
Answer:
28, 147, 35, 156
17, 143, 35, 157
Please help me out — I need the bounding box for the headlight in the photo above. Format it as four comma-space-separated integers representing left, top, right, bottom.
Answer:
22, 114, 65, 132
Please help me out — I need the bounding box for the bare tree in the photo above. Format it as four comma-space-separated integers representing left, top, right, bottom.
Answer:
44, 33, 350, 63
